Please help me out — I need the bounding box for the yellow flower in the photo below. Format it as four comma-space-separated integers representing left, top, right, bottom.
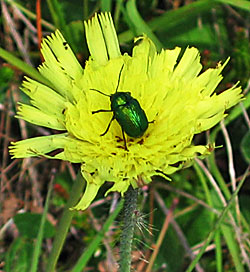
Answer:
9, 13, 243, 210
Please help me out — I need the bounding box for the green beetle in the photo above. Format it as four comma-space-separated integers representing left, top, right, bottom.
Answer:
91, 64, 149, 151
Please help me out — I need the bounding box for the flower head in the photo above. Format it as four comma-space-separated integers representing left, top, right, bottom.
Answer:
9, 13, 243, 210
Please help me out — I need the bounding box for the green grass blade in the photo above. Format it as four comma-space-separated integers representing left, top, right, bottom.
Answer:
119, 0, 218, 43
217, 0, 250, 11
119, 0, 250, 44
147, 0, 217, 32
125, 0, 163, 50
71, 199, 124, 272
101, 0, 112, 12
114, 0, 123, 27
214, 231, 223, 272
29, 177, 54, 272
46, 0, 75, 50
4, 0, 55, 30
210, 91, 250, 143
208, 152, 231, 201
221, 225, 244, 272
0, 47, 51, 86
207, 92, 250, 201
46, 0, 65, 30
194, 162, 213, 208
185, 166, 249, 272
46, 172, 86, 272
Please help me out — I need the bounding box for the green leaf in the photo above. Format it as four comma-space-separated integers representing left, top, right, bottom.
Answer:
185, 209, 214, 245
0, 66, 14, 86
240, 130, 250, 163
4, 237, 33, 272
14, 212, 55, 239
0, 66, 15, 102
157, 225, 186, 272
160, 10, 230, 54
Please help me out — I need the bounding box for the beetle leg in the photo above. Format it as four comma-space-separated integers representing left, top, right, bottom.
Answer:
92, 109, 112, 114
122, 129, 128, 151
101, 115, 115, 136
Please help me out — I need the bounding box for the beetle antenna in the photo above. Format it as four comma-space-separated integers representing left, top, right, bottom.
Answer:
115, 64, 125, 93
90, 89, 110, 97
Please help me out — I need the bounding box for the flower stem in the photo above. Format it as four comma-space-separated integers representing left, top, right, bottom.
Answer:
46, 171, 85, 272
119, 186, 138, 272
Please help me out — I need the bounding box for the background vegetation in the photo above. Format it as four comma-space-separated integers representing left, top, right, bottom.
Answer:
0, 0, 250, 271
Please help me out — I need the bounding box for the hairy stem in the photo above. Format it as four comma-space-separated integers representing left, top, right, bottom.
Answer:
119, 186, 139, 272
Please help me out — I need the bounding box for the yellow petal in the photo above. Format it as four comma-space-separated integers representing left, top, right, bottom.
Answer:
9, 133, 68, 158
71, 170, 105, 210
16, 103, 65, 130
84, 12, 122, 66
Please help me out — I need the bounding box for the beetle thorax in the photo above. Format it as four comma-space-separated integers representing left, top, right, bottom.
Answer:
110, 92, 132, 110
